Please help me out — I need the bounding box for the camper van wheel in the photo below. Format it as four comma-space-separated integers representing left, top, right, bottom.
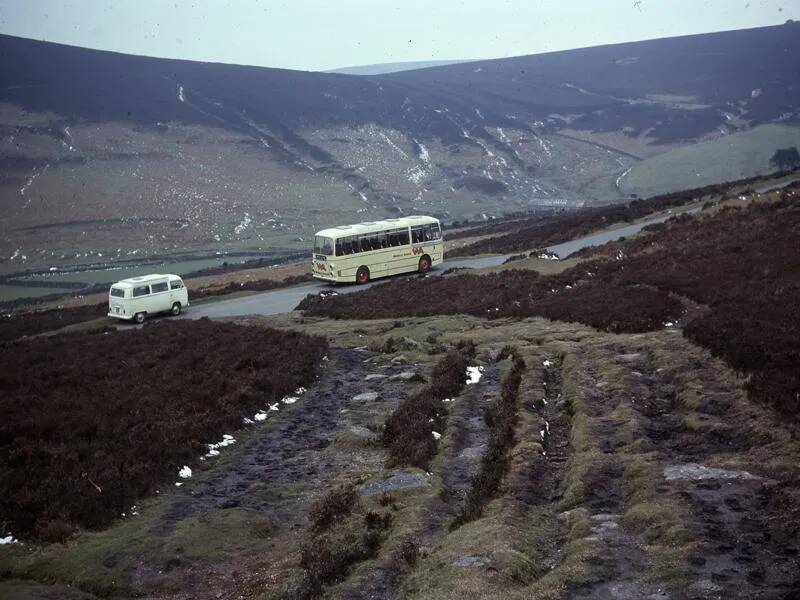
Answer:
134, 312, 146, 325
418, 255, 431, 273
356, 266, 370, 284
171, 302, 182, 316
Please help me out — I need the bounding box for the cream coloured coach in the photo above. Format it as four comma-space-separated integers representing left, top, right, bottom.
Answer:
311, 215, 444, 284
108, 274, 189, 323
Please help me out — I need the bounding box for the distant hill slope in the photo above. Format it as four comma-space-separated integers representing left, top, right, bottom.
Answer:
1, 23, 799, 279
326, 59, 472, 75
2, 23, 798, 142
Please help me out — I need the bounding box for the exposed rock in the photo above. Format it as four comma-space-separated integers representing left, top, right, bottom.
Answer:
353, 392, 381, 402
357, 470, 430, 495
389, 371, 420, 382
365, 373, 387, 381
615, 353, 643, 363
399, 337, 423, 351
458, 444, 487, 459
348, 426, 379, 441
390, 355, 408, 365
451, 555, 490, 567
663, 463, 758, 481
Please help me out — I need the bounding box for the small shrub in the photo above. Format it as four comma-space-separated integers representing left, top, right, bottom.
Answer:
383, 344, 476, 469
364, 510, 393, 530
308, 484, 358, 533
397, 536, 420, 567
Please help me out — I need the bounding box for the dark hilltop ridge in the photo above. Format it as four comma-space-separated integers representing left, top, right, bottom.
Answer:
1, 23, 799, 142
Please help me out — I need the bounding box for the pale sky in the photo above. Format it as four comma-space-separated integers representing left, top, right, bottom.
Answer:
0, 0, 796, 71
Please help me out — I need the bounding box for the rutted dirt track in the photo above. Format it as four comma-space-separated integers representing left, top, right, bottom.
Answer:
3, 316, 800, 600
127, 346, 423, 598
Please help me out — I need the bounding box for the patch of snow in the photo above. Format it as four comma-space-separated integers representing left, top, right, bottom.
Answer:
432, 431, 442, 440
178, 84, 186, 103
20, 163, 49, 199
0, 534, 17, 545
269, 403, 279, 411
615, 167, 633, 190
536, 137, 552, 160
282, 396, 299, 404
378, 132, 409, 159
175, 482, 183, 487
205, 434, 236, 458
474, 108, 485, 120
543, 359, 553, 368
407, 164, 426, 185
234, 213, 252, 235
253, 411, 268, 422
62, 127, 75, 151
178, 465, 192, 479
415, 140, 430, 163
751, 88, 762, 99
466, 366, 484, 385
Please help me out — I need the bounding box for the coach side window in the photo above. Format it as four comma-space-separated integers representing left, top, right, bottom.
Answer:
411, 226, 424, 244
432, 223, 442, 240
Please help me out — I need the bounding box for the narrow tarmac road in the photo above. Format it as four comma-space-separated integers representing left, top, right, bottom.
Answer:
179, 176, 800, 322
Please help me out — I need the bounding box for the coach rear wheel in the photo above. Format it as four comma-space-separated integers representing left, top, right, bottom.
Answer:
418, 255, 431, 273
356, 266, 370, 284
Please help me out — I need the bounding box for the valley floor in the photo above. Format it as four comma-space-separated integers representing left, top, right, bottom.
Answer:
3, 314, 798, 599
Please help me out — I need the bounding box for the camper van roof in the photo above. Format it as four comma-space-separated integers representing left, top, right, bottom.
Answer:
112, 274, 181, 288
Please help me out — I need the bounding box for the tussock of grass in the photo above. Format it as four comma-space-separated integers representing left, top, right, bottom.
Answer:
453, 352, 526, 526
308, 484, 358, 533
383, 342, 476, 469
286, 485, 394, 599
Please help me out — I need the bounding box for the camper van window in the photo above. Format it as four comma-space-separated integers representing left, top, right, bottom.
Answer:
170, 280, 184, 290
151, 282, 168, 293
110, 287, 125, 298
133, 285, 150, 297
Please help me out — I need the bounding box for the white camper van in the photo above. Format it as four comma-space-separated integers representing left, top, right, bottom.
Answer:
108, 274, 189, 324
